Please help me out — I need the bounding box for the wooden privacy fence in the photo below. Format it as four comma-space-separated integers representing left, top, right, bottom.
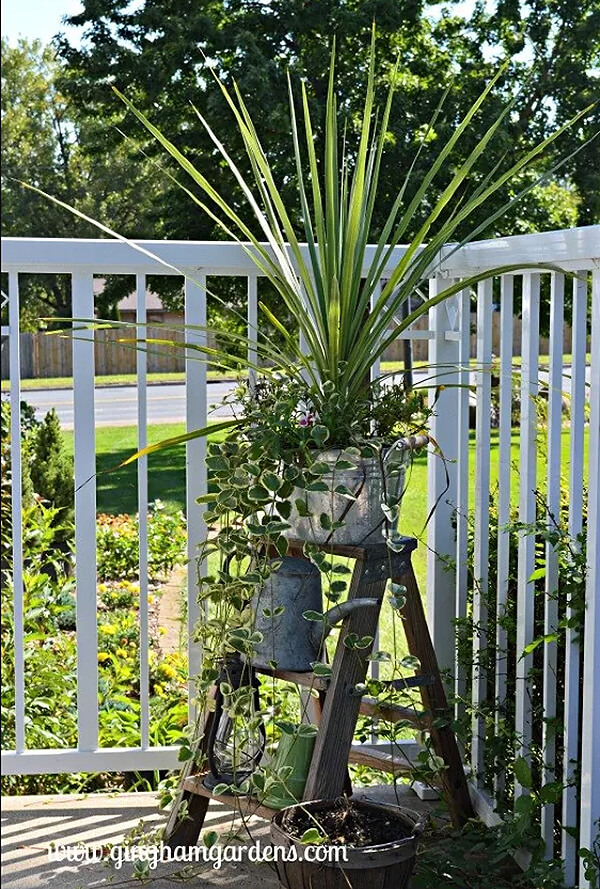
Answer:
2, 314, 582, 378
384, 312, 581, 361
1, 325, 189, 378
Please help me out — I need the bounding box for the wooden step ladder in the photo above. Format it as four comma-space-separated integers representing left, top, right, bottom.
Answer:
164, 537, 474, 847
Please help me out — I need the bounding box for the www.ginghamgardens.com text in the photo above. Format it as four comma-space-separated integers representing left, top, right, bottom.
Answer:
47, 840, 349, 870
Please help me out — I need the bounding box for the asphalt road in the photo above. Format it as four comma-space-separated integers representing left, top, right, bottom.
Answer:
22, 372, 421, 428
22, 365, 588, 428
26, 380, 237, 428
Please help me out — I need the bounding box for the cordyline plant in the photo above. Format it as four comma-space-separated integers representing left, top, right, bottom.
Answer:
28, 33, 594, 455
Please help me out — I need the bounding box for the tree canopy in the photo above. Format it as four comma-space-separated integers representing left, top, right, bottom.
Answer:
55, 0, 597, 245
1, 38, 160, 325
2, 2, 597, 327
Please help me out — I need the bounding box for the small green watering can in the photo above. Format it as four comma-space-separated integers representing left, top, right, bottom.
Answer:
260, 722, 318, 809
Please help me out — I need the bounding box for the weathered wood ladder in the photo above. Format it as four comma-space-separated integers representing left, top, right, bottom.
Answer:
164, 537, 474, 847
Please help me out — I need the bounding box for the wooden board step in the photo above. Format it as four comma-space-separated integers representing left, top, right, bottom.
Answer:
348, 745, 417, 774
359, 695, 432, 729
182, 774, 278, 821
254, 666, 329, 691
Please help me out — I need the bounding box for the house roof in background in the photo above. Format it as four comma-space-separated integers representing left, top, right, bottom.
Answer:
116, 290, 165, 312
92, 278, 166, 311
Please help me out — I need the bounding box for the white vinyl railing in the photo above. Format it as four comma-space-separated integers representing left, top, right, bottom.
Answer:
426, 228, 599, 888
1, 227, 599, 886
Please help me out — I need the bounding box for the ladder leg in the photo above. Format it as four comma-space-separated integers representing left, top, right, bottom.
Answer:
303, 554, 387, 801
396, 563, 475, 826
164, 793, 210, 849
163, 688, 216, 848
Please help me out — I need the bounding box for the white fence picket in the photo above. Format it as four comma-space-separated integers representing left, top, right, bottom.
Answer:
72, 272, 99, 751
184, 272, 207, 722
562, 272, 589, 882
541, 272, 564, 853
247, 274, 258, 392
136, 274, 150, 749
426, 275, 461, 679
494, 274, 514, 797
579, 269, 600, 889
370, 279, 382, 383
8, 272, 25, 754
369, 278, 384, 742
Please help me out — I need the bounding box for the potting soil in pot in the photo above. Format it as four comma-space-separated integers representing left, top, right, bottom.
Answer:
280, 798, 411, 847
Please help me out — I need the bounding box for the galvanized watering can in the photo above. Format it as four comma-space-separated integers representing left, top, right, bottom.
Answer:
251, 556, 379, 671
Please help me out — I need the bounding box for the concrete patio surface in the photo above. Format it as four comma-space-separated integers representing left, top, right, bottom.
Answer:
1, 791, 278, 889
1, 785, 434, 888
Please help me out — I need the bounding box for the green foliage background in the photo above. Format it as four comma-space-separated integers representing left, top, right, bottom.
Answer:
2, 1, 597, 329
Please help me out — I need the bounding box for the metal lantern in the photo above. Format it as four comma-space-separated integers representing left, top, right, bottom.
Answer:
203, 653, 266, 791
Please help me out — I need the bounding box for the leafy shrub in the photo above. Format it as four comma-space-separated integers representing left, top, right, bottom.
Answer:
1, 501, 79, 793
28, 408, 74, 530
96, 513, 138, 580
1, 400, 35, 570
1, 494, 188, 795
1, 399, 73, 553
96, 501, 186, 581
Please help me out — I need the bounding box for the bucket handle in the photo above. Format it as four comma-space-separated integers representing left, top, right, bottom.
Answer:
385, 433, 430, 467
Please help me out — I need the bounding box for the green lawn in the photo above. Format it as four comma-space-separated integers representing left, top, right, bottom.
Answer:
62, 421, 588, 671
1, 370, 235, 391
67, 421, 587, 517
64, 421, 588, 641
63, 423, 215, 515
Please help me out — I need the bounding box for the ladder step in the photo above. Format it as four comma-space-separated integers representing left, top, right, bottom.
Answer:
382, 674, 436, 690
359, 695, 431, 729
182, 774, 278, 820
254, 666, 329, 690
348, 745, 416, 774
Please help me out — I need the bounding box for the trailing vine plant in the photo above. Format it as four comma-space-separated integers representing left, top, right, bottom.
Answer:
165, 373, 434, 830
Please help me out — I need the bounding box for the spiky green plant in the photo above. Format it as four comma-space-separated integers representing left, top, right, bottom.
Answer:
28, 33, 594, 453
114, 39, 591, 418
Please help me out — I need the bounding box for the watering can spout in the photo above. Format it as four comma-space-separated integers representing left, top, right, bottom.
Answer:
309, 598, 380, 650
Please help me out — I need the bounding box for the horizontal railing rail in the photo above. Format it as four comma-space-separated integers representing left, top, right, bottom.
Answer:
2, 224, 598, 275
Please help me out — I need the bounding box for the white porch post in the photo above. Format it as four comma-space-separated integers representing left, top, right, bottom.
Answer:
472, 278, 493, 780
514, 273, 540, 797
579, 269, 600, 888
185, 271, 207, 722
427, 275, 461, 678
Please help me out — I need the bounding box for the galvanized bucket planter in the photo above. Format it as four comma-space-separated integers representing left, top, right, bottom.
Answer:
286, 436, 426, 546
